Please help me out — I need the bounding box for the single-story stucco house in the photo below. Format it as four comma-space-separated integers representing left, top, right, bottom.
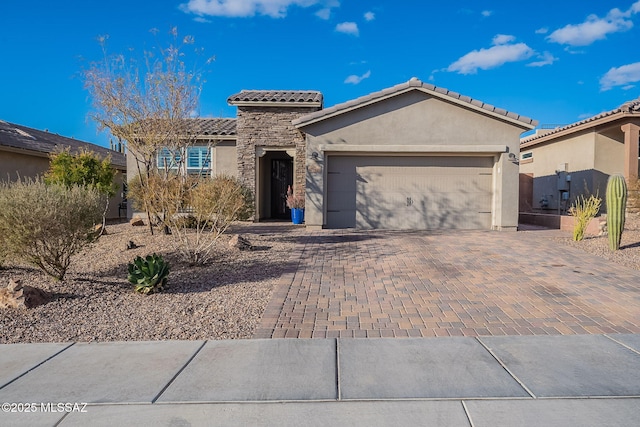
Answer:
0, 119, 127, 219
127, 78, 537, 230
519, 97, 640, 214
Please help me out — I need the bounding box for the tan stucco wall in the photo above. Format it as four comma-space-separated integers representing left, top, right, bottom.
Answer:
594, 132, 625, 175
0, 150, 50, 180
301, 90, 529, 230
213, 141, 237, 177
1, 148, 126, 219
520, 130, 596, 177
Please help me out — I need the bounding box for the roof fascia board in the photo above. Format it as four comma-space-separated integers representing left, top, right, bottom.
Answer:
195, 135, 237, 141
0, 145, 50, 159
231, 101, 322, 108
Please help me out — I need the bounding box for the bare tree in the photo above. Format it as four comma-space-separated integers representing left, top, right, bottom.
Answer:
83, 28, 253, 265
82, 27, 214, 235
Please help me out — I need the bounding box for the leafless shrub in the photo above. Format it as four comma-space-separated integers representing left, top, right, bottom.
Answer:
128, 174, 253, 264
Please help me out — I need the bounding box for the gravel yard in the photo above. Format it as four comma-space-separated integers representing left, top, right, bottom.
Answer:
0, 222, 305, 344
2, 215, 640, 344
555, 213, 640, 271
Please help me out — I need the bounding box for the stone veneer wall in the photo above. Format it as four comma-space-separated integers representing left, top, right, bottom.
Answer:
235, 106, 321, 198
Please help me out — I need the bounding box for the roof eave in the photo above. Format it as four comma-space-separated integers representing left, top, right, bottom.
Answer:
520, 111, 629, 148
229, 101, 322, 108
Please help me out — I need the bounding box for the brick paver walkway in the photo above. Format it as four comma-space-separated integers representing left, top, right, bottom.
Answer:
254, 229, 640, 338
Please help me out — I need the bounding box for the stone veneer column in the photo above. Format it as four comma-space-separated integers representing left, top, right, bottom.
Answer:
622, 123, 640, 181
235, 106, 321, 209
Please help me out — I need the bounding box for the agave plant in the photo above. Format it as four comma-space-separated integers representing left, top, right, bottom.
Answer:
127, 253, 170, 294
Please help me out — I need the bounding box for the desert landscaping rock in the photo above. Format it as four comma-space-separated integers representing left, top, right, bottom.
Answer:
0, 222, 304, 343
0, 278, 50, 309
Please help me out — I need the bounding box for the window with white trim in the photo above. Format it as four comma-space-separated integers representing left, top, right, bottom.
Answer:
156, 146, 211, 175
157, 148, 181, 170
186, 146, 211, 175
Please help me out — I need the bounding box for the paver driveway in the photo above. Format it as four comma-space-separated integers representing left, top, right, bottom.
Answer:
254, 229, 640, 338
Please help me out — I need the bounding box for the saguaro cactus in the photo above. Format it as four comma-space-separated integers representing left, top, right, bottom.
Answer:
606, 174, 627, 251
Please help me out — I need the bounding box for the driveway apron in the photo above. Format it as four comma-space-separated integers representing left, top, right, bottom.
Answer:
255, 229, 640, 338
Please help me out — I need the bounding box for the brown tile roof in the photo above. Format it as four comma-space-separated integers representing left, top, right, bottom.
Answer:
520, 97, 640, 145
227, 90, 323, 106
0, 120, 126, 168
188, 118, 237, 136
293, 78, 537, 128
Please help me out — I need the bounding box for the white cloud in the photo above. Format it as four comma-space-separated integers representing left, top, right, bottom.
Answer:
547, 2, 640, 46
364, 11, 375, 21
600, 61, 640, 90
180, 0, 338, 18
344, 70, 371, 84
336, 21, 359, 36
535, 27, 548, 34
527, 51, 557, 67
492, 34, 515, 45
481, 10, 493, 17
447, 35, 534, 74
315, 8, 331, 19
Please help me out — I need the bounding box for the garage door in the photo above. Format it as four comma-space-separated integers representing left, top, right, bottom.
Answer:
326, 156, 493, 230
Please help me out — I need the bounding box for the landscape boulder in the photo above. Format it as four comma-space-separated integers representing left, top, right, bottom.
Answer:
130, 218, 144, 227
0, 279, 50, 309
229, 234, 253, 251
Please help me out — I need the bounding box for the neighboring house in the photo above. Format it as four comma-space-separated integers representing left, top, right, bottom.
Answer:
0, 119, 127, 219
519, 98, 640, 214
294, 78, 536, 230
128, 78, 537, 230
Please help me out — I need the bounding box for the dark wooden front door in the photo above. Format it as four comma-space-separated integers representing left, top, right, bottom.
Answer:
271, 159, 293, 219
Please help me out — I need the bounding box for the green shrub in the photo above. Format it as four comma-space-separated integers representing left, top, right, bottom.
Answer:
568, 194, 601, 241
0, 178, 104, 280
45, 148, 116, 196
127, 254, 170, 294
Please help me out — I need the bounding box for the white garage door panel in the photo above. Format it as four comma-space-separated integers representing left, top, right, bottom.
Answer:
326, 156, 493, 230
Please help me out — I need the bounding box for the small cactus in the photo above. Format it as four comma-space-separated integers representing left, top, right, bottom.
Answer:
127, 253, 170, 294
606, 174, 627, 251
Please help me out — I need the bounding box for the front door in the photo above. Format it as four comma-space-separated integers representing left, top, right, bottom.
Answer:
271, 159, 293, 219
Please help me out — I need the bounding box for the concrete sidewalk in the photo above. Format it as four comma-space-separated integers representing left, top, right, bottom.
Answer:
1, 335, 640, 426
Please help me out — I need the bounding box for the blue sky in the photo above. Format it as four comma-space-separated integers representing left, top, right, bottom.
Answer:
1, 0, 639, 148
